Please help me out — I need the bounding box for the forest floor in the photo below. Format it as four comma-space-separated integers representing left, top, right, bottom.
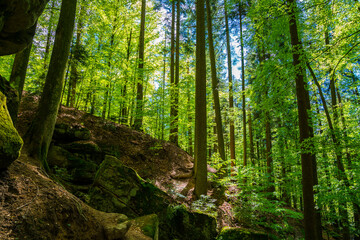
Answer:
0, 93, 305, 239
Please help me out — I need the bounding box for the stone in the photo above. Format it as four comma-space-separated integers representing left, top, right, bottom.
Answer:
96, 212, 130, 240
124, 214, 159, 240
48, 145, 70, 168
88, 155, 218, 240
48, 145, 98, 185
165, 204, 217, 240
0, 0, 50, 55
217, 227, 271, 240
88, 155, 171, 218
53, 123, 91, 142
0, 91, 23, 170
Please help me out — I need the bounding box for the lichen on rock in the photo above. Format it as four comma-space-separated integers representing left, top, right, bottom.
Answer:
0, 91, 23, 170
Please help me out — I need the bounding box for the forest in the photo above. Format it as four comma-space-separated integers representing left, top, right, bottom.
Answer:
0, 0, 360, 239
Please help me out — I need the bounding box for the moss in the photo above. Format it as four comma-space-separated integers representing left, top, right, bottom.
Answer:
164, 204, 217, 240
0, 91, 23, 170
217, 227, 271, 240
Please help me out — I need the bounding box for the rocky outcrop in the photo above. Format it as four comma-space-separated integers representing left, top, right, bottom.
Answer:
88, 155, 218, 240
0, 0, 49, 56
0, 91, 23, 170
217, 227, 271, 240
88, 155, 172, 218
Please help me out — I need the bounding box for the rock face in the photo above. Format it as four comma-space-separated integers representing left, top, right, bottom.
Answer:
88, 155, 218, 240
0, 0, 49, 55
0, 92, 23, 170
217, 227, 271, 240
88, 155, 172, 218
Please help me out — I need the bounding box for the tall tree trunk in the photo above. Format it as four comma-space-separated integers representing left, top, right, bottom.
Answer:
248, 108, 255, 165
206, 0, 225, 161
120, 28, 132, 124
224, 0, 235, 172
239, 2, 247, 169
134, 0, 146, 131
287, 0, 320, 238
67, 2, 85, 108
9, 41, 34, 124
171, 0, 180, 145
194, 0, 207, 198
169, 0, 177, 143
24, 0, 77, 171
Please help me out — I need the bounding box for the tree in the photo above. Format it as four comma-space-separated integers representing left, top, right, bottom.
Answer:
8, 42, 33, 124
194, 0, 207, 198
206, 0, 225, 161
134, 0, 146, 131
224, 0, 236, 171
287, 0, 321, 238
25, 0, 77, 171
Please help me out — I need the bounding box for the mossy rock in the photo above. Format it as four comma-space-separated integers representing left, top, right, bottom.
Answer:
53, 123, 91, 142
48, 145, 98, 185
61, 140, 104, 164
217, 227, 271, 240
88, 156, 218, 240
124, 214, 159, 240
88, 155, 171, 217
164, 204, 217, 240
0, 91, 23, 170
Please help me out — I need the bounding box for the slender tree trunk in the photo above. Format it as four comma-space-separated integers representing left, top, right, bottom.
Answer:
239, 2, 247, 169
24, 0, 77, 171
287, 0, 320, 238
67, 3, 85, 108
224, 0, 235, 172
171, 0, 180, 145
9, 41, 34, 124
265, 111, 274, 194
169, 0, 177, 143
206, 0, 225, 161
248, 109, 255, 165
134, 0, 146, 131
120, 28, 132, 124
194, 0, 207, 198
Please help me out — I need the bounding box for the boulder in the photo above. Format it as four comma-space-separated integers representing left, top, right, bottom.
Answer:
88, 155, 171, 217
48, 145, 98, 185
0, 91, 23, 170
0, 0, 50, 55
166, 204, 217, 240
217, 227, 270, 240
61, 140, 104, 164
88, 155, 218, 240
124, 214, 159, 240
53, 123, 91, 142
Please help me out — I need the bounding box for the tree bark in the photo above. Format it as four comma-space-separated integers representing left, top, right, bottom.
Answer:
287, 0, 320, 238
224, 0, 235, 172
134, 0, 146, 131
206, 0, 225, 161
239, 2, 247, 169
24, 0, 77, 171
9, 41, 33, 124
194, 0, 207, 198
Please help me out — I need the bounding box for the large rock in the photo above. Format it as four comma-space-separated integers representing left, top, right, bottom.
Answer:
48, 145, 98, 185
53, 123, 91, 142
217, 227, 271, 240
0, 91, 23, 170
88, 155, 218, 240
124, 214, 159, 240
88, 155, 172, 217
0, 0, 50, 55
166, 204, 217, 240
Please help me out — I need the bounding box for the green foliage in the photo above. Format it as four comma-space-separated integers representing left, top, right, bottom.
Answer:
234, 193, 303, 238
